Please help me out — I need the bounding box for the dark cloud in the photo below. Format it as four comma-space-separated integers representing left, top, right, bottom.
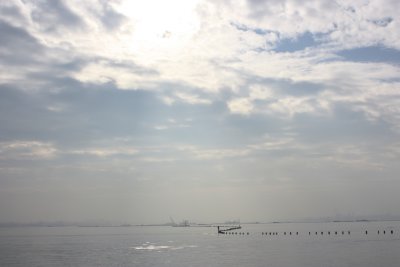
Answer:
293, 102, 397, 144
0, 17, 156, 87
0, 3, 25, 21
0, 20, 44, 65
264, 78, 325, 97
0, 19, 84, 71
94, 0, 127, 31
245, 0, 276, 20
369, 17, 393, 27
0, 81, 165, 147
30, 0, 85, 32
0, 77, 281, 149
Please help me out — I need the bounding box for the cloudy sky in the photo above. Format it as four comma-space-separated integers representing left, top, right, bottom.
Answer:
1, 0, 400, 224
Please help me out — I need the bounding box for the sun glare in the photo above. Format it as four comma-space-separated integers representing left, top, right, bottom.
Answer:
117, 0, 201, 62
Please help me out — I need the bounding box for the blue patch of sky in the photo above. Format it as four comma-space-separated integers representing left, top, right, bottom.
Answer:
379, 77, 400, 83
230, 21, 274, 36
273, 32, 319, 53
230, 22, 323, 53
337, 46, 400, 65
230, 22, 249, 32
249, 78, 325, 97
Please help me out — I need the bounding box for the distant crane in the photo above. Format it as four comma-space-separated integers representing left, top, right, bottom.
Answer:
169, 217, 190, 227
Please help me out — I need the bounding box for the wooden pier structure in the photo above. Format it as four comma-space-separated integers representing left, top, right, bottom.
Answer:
217, 225, 242, 234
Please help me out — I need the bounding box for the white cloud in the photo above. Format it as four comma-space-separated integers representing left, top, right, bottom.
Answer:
174, 92, 212, 105
70, 147, 138, 157
3, 0, 400, 224
247, 136, 296, 151
249, 85, 273, 100
176, 145, 250, 160
0, 141, 57, 159
2, 0, 400, 124
228, 97, 254, 114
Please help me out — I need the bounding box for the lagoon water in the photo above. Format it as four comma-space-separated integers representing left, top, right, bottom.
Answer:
0, 221, 399, 267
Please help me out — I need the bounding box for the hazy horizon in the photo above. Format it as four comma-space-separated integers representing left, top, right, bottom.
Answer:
1, 0, 400, 225
2, 213, 400, 226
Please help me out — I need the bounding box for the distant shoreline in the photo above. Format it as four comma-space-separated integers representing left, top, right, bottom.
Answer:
1, 219, 400, 228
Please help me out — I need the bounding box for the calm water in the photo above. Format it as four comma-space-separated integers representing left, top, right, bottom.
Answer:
0, 221, 399, 267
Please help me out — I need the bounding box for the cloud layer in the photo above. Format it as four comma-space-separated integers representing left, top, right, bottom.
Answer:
1, 0, 400, 223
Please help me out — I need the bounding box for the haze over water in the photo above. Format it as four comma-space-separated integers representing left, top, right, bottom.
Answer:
1, 221, 399, 267
1, 0, 400, 265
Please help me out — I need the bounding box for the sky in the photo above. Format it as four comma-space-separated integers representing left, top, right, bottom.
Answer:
1, 0, 400, 224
